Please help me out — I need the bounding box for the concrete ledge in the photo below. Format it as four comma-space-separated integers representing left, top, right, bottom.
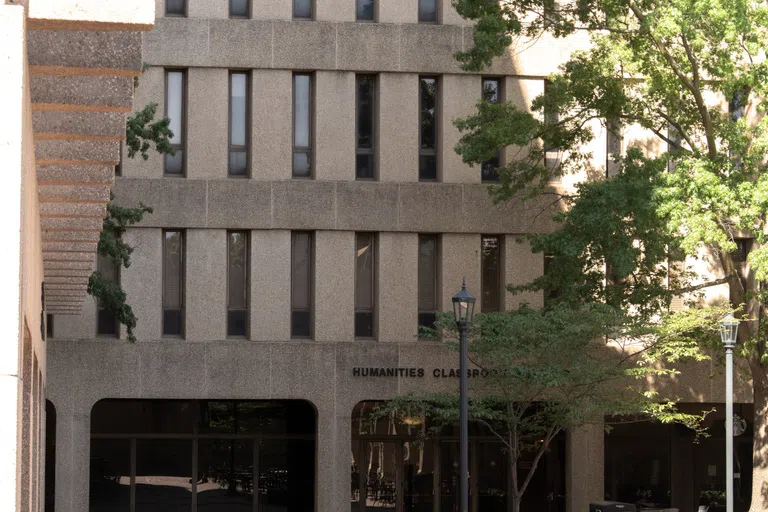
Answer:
41, 217, 103, 231
35, 140, 119, 164
32, 111, 126, 138
40, 202, 107, 218
31, 76, 133, 109
27, 30, 142, 71
42, 231, 101, 243
38, 185, 110, 203
113, 178, 562, 234
37, 165, 114, 185
27, 0, 155, 29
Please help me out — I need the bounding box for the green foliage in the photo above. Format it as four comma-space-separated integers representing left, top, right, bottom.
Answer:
125, 102, 175, 161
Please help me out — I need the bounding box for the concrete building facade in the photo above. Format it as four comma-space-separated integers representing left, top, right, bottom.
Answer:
39, 1, 754, 512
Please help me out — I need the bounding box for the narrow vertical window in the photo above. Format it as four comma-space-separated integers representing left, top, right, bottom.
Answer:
481, 235, 502, 313
543, 253, 561, 306
357, 0, 375, 20
229, 71, 249, 177
544, 79, 560, 182
293, 73, 313, 178
355, 233, 376, 338
163, 230, 184, 337
96, 253, 120, 337
356, 75, 376, 180
45, 314, 53, 339
294, 0, 313, 19
418, 234, 439, 334
165, 0, 186, 16
230, 0, 249, 17
115, 141, 122, 177
291, 232, 313, 338
419, 76, 439, 181
227, 231, 249, 337
481, 78, 502, 182
418, 0, 437, 22
165, 70, 186, 176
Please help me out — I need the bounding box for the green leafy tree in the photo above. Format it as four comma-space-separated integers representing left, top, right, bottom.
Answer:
87, 101, 173, 342
449, 0, 768, 505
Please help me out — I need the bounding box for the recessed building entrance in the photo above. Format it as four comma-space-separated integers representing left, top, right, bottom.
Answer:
89, 399, 316, 512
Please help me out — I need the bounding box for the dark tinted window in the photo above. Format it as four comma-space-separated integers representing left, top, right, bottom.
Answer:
229, 72, 249, 176
135, 440, 193, 510
355, 233, 376, 338
294, 0, 312, 18
227, 231, 249, 337
230, 0, 249, 17
165, 0, 186, 16
162, 230, 184, 336
418, 234, 439, 334
481, 235, 502, 312
481, 78, 502, 182
291, 232, 313, 338
419, 77, 438, 181
89, 439, 130, 511
45, 314, 53, 339
357, 0, 375, 20
96, 253, 119, 337
418, 0, 437, 22
293, 73, 312, 177
356, 75, 376, 179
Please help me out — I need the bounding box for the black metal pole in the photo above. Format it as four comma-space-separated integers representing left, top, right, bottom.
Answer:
459, 322, 469, 512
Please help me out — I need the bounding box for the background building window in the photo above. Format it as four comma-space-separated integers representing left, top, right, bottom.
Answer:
544, 79, 561, 183
163, 230, 184, 337
165, 0, 186, 16
45, 314, 53, 339
419, 76, 439, 181
96, 253, 119, 337
227, 231, 249, 337
230, 0, 249, 17
229, 71, 249, 177
418, 0, 437, 22
481, 235, 502, 313
165, 70, 186, 176
356, 75, 376, 180
294, 0, 313, 19
291, 232, 313, 338
355, 233, 376, 338
356, 0, 375, 20
293, 73, 313, 178
481, 78, 502, 182
418, 234, 439, 334
114, 141, 122, 177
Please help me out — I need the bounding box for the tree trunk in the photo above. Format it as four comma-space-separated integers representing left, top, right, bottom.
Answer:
511, 496, 522, 512
749, 365, 768, 511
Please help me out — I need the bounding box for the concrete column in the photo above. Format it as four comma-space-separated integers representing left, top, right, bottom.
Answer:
316, 0, 355, 21
54, 408, 91, 512
566, 423, 604, 512
314, 231, 355, 342
121, 228, 162, 341
505, 236, 543, 310
252, 70, 292, 180
378, 232, 418, 342
51, 298, 96, 340
187, 68, 228, 180
315, 71, 355, 181
378, 0, 417, 23
670, 428, 695, 511
441, 74, 481, 183
124, 67, 164, 179
315, 400, 352, 512
185, 229, 227, 341
441, 234, 481, 313
379, 73, 419, 183
250, 230, 291, 342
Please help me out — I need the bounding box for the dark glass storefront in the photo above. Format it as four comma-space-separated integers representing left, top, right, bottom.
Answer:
350, 401, 565, 512
90, 400, 316, 512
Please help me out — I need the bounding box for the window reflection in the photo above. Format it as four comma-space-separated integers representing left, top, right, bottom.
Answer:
135, 439, 193, 512
198, 440, 253, 511
90, 439, 130, 512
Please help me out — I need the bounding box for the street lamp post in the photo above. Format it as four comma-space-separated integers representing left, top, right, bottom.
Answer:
452, 279, 475, 512
719, 313, 739, 512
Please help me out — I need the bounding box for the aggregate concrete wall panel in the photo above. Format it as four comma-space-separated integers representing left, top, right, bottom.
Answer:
315, 71, 356, 181
336, 22, 400, 72
121, 228, 162, 341
271, 180, 337, 230
32, 111, 126, 138
250, 0, 292, 20
270, 343, 337, 397
377, 0, 417, 23
441, 74, 480, 183
272, 20, 337, 70
440, 0, 474, 26
335, 182, 399, 231
27, 30, 142, 71
142, 18, 211, 67
203, 342, 273, 396
187, 68, 228, 179
377, 232, 418, 342
399, 23, 463, 74
250, 230, 291, 342
567, 424, 604, 512
314, 231, 355, 341
397, 342, 467, 394
112, 178, 208, 227
208, 19, 273, 69
440, 233, 481, 312
251, 69, 293, 180
185, 230, 227, 341
124, 66, 164, 178
378, 73, 419, 183
316, 0, 355, 22
50, 297, 97, 340
206, 180, 272, 229
188, 0, 228, 19
336, 342, 400, 399
30, 75, 134, 110
505, 236, 543, 309
398, 183, 463, 232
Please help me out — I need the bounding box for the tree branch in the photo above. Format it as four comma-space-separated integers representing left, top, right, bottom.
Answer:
670, 274, 738, 295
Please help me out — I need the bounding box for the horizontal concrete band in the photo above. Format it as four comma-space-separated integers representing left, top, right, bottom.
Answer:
113, 178, 561, 234
144, 18, 535, 76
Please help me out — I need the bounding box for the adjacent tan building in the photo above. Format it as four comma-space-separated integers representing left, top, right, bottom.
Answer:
1, 1, 751, 511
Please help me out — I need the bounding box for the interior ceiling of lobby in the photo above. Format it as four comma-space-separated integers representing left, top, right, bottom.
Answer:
25, 1, 154, 315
